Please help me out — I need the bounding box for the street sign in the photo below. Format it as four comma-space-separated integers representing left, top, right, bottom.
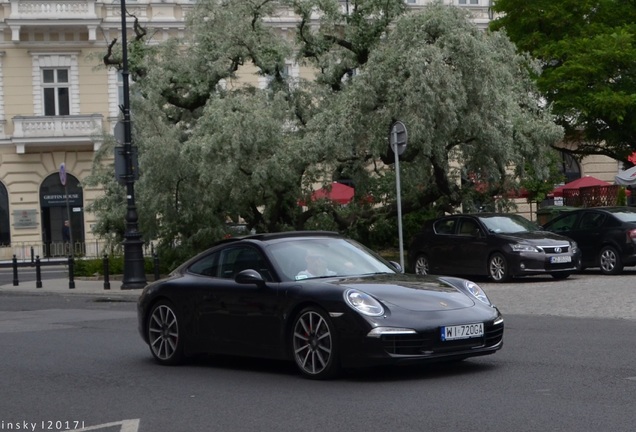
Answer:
389, 121, 408, 156
59, 163, 66, 186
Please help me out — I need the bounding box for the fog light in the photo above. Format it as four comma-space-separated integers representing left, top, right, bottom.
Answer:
520, 263, 526, 270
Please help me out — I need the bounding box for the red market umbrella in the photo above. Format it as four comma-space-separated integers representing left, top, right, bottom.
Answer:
549, 176, 611, 198
311, 182, 355, 205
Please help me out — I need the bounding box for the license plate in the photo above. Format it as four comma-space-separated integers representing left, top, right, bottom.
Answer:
440, 323, 484, 341
550, 256, 572, 263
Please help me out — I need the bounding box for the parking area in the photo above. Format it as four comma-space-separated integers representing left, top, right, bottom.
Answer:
478, 269, 636, 320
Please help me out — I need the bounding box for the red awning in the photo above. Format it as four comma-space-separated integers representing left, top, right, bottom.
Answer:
311, 182, 354, 205
549, 176, 611, 198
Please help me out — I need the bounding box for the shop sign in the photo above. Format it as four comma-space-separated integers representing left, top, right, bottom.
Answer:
40, 192, 82, 207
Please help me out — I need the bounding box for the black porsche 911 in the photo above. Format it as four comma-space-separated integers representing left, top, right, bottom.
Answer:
137, 231, 504, 379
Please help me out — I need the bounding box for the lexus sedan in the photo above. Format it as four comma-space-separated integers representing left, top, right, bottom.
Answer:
138, 231, 504, 379
543, 206, 636, 275
408, 213, 581, 282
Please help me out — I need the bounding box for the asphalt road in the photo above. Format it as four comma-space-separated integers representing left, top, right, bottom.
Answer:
0, 271, 635, 432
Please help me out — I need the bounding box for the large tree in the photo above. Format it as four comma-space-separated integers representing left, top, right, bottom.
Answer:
87, 0, 562, 264
490, 0, 636, 162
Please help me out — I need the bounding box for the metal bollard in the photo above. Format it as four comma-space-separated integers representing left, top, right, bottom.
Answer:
68, 255, 75, 289
12, 255, 18, 286
103, 254, 111, 290
153, 252, 160, 281
36, 256, 42, 288
31, 247, 34, 265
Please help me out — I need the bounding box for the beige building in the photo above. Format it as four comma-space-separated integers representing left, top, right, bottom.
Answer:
0, 0, 621, 260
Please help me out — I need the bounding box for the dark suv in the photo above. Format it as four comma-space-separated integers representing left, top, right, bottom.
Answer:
542, 206, 636, 275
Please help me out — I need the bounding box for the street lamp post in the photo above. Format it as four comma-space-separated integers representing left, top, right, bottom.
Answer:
119, 0, 147, 290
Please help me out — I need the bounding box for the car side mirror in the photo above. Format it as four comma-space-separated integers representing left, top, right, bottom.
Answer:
235, 269, 266, 287
389, 261, 403, 273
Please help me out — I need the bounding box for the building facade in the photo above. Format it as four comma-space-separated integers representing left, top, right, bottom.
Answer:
0, 0, 621, 260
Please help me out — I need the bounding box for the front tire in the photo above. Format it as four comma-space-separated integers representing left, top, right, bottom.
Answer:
488, 253, 511, 282
599, 246, 623, 275
292, 307, 339, 380
414, 254, 430, 275
147, 300, 185, 365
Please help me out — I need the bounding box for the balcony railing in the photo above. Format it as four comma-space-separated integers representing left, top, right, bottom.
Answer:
12, 114, 103, 139
8, 0, 97, 19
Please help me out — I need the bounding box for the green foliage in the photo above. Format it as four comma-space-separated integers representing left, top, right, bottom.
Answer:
72, 256, 160, 277
89, 0, 565, 257
491, 0, 636, 162
617, 187, 628, 206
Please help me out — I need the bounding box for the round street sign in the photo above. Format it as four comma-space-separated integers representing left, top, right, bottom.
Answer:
59, 163, 66, 186
389, 121, 408, 156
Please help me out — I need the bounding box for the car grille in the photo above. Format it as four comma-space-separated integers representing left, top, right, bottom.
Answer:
539, 245, 570, 254
380, 320, 504, 356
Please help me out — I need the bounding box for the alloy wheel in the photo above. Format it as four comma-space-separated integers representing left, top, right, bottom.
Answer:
148, 303, 182, 364
292, 309, 337, 379
415, 255, 429, 275
599, 246, 622, 275
489, 253, 509, 282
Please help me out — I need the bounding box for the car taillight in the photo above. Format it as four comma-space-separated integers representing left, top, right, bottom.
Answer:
628, 229, 636, 242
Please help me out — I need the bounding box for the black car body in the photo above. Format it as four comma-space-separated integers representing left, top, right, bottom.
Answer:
138, 231, 503, 379
542, 206, 636, 275
408, 213, 581, 282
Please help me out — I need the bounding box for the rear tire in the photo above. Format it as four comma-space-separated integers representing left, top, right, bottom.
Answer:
599, 246, 623, 275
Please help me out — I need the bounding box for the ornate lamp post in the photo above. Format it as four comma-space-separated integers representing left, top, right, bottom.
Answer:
119, 0, 147, 289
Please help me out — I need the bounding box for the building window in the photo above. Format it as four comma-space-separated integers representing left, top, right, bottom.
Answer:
458, 0, 479, 4
42, 68, 70, 116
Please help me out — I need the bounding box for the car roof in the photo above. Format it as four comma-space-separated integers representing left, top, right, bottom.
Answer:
213, 230, 343, 247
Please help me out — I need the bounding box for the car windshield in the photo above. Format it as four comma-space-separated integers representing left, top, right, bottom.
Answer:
267, 237, 397, 281
612, 210, 636, 223
477, 215, 540, 234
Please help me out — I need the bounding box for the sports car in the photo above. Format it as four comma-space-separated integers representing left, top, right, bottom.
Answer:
138, 231, 504, 379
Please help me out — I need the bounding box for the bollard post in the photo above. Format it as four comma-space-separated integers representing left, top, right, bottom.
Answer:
68, 255, 75, 289
36, 256, 42, 288
31, 247, 34, 265
103, 254, 111, 290
12, 255, 18, 286
153, 252, 160, 281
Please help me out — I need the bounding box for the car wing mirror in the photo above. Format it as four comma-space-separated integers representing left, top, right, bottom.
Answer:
389, 261, 403, 273
235, 269, 266, 287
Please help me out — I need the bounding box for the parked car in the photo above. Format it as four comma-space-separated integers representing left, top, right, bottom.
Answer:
408, 213, 581, 282
542, 206, 636, 275
138, 231, 504, 380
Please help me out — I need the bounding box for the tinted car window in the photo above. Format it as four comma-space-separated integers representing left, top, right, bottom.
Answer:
579, 212, 605, 229
434, 219, 456, 235
189, 247, 272, 281
612, 210, 636, 223
189, 251, 221, 277
547, 213, 578, 231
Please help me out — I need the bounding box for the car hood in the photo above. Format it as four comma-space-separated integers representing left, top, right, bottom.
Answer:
333, 274, 475, 312
497, 231, 571, 244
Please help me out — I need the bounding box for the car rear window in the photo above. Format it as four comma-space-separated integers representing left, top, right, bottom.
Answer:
612, 211, 636, 223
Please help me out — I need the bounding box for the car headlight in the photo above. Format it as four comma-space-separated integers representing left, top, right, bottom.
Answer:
344, 289, 385, 317
464, 281, 492, 306
511, 243, 540, 253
